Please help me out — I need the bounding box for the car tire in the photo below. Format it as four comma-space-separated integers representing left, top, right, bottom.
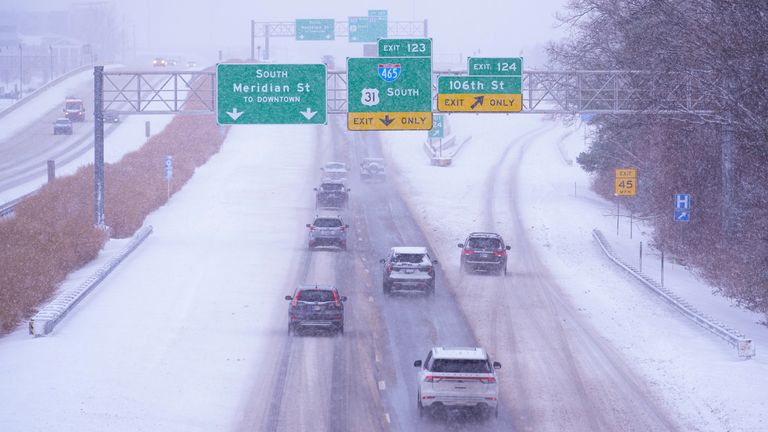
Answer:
495, 405, 499, 418
417, 394, 425, 418
339, 324, 344, 335
427, 282, 435, 296
383, 282, 391, 295
288, 323, 293, 335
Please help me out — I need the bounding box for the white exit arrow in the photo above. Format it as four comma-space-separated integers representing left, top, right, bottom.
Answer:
300, 107, 317, 120
226, 107, 244, 121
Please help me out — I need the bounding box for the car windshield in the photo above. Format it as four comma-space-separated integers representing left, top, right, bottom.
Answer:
430, 359, 491, 374
297, 289, 334, 302
467, 238, 502, 250
320, 183, 343, 191
313, 218, 342, 228
65, 102, 81, 110
325, 163, 346, 171
392, 253, 428, 264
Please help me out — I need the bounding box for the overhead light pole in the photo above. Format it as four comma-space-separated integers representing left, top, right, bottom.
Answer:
49, 44, 54, 81
18, 43, 23, 100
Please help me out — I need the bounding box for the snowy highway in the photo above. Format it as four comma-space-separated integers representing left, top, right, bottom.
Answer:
2, 77, 767, 432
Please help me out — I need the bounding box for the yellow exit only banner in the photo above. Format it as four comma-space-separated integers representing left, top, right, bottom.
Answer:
437, 94, 522, 113
348, 112, 433, 131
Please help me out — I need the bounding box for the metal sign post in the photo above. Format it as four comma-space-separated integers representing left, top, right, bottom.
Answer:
94, 66, 105, 228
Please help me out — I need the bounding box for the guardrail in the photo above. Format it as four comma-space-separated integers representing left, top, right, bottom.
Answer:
592, 229, 755, 359
0, 192, 35, 219
0, 64, 91, 121
29, 225, 153, 336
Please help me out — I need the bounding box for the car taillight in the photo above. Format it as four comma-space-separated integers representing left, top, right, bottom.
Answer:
332, 290, 341, 307
482, 377, 496, 384
494, 251, 506, 257
386, 264, 392, 273
423, 266, 433, 273
292, 291, 301, 306
463, 249, 474, 255
308, 226, 315, 231
423, 375, 434, 383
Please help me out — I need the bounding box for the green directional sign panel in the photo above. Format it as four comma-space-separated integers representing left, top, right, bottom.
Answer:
468, 57, 523, 76
296, 19, 335, 40
349, 15, 387, 42
347, 57, 432, 130
438, 76, 522, 94
216, 63, 326, 125
378, 38, 432, 57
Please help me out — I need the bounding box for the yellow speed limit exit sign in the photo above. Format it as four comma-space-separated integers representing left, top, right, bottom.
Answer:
614, 168, 637, 196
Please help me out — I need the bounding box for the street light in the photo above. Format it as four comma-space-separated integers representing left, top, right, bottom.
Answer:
49, 44, 54, 81
18, 43, 22, 100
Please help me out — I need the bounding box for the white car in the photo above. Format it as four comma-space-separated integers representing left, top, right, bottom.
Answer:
414, 347, 501, 418
321, 161, 349, 180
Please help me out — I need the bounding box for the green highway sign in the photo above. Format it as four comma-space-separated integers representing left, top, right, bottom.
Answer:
378, 38, 432, 57
438, 76, 522, 94
347, 57, 432, 130
349, 11, 387, 42
468, 57, 523, 76
216, 63, 326, 125
429, 115, 445, 138
296, 19, 335, 40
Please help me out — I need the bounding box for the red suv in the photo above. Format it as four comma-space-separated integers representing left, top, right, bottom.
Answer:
458, 233, 511, 275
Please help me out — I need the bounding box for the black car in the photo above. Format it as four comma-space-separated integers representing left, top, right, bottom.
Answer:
314, 180, 350, 209
458, 232, 511, 275
53, 118, 73, 135
285, 284, 346, 335
103, 110, 120, 123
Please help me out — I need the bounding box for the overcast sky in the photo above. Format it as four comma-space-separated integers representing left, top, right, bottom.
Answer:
5, 0, 570, 66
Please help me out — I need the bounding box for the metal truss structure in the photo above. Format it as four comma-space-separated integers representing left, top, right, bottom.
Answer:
101, 71, 215, 114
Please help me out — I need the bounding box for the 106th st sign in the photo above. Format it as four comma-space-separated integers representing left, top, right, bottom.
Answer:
216, 63, 326, 125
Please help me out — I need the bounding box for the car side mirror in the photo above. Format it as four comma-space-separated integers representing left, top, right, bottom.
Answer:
320, 167, 324, 171
414, 360, 422, 368
379, 258, 386, 264
313, 187, 318, 191
493, 361, 502, 369
306, 224, 311, 228
345, 224, 349, 228
341, 296, 348, 302
347, 188, 351, 192
457, 243, 464, 248
506, 245, 511, 250
284, 295, 293, 301
432, 259, 438, 265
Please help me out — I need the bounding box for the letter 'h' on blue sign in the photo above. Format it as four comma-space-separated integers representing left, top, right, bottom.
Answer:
674, 193, 690, 221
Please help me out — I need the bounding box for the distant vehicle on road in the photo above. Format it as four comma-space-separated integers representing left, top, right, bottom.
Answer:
63, 98, 85, 122
314, 179, 350, 209
360, 157, 386, 182
152, 57, 167, 67
307, 214, 348, 250
103, 110, 119, 123
414, 346, 501, 419
320, 161, 349, 180
381, 247, 437, 295
458, 232, 511, 275
285, 284, 346, 335
186, 61, 197, 68
53, 118, 73, 135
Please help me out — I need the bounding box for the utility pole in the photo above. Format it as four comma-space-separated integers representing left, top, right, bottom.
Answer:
250, 20, 255, 61
94, 66, 105, 228
49, 45, 54, 81
18, 43, 23, 100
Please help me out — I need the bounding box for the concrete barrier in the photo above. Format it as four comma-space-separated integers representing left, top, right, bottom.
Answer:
29, 225, 153, 337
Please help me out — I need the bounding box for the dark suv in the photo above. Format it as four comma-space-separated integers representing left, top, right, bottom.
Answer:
315, 179, 350, 209
307, 215, 348, 250
285, 284, 346, 335
458, 233, 511, 275
380, 247, 438, 295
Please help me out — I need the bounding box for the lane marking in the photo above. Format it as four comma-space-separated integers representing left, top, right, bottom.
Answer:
375, 351, 381, 362
378, 380, 386, 391
368, 296, 374, 303
384, 413, 391, 424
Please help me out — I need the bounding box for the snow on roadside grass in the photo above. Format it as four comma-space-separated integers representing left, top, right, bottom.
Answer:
383, 114, 768, 432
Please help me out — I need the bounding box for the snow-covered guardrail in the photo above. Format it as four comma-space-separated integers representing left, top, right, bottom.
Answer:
29, 225, 153, 337
0, 192, 35, 219
592, 229, 755, 359
423, 135, 472, 165
0, 64, 91, 121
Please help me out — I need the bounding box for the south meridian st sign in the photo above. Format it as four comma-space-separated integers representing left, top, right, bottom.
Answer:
347, 57, 432, 131
216, 63, 326, 125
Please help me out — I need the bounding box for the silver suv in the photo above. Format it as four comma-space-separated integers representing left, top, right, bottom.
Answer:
307, 215, 348, 250
380, 247, 437, 295
414, 347, 501, 419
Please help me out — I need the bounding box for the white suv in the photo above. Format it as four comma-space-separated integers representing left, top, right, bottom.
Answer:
414, 347, 501, 418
